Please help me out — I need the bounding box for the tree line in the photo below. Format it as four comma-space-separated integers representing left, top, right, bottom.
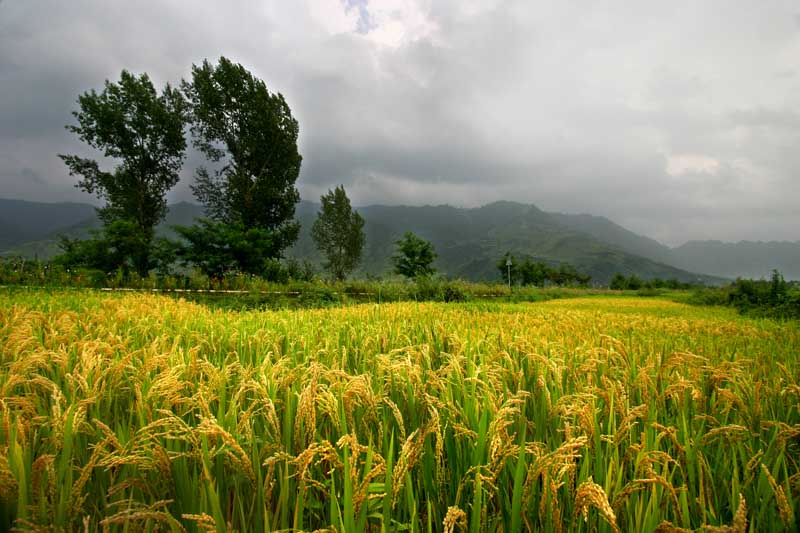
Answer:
54, 57, 443, 283
49, 57, 604, 288
608, 273, 698, 291
689, 269, 800, 319
497, 253, 591, 287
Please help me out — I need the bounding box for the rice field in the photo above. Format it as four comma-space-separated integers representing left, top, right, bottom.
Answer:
0, 291, 798, 532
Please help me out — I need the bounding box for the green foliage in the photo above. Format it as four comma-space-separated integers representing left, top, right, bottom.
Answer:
441, 282, 468, 302
0, 258, 626, 314
610, 273, 692, 291
520, 259, 550, 287
174, 219, 291, 279
392, 232, 437, 279
626, 273, 643, 290
497, 252, 519, 285
282, 258, 316, 282
726, 270, 800, 318
311, 186, 365, 281
609, 273, 627, 290
682, 270, 800, 319
149, 237, 179, 277
55, 219, 153, 276
547, 262, 591, 287
59, 70, 187, 276
183, 57, 301, 260
498, 254, 589, 287
686, 287, 731, 307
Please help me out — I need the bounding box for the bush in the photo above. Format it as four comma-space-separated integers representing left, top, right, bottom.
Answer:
687, 288, 730, 307
683, 271, 800, 319
442, 282, 468, 303
636, 288, 664, 297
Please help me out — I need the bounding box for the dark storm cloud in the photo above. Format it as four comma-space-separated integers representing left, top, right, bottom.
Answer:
0, 0, 798, 245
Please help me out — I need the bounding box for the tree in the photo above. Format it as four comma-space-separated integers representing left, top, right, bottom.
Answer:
555, 263, 579, 286
181, 57, 302, 269
393, 232, 436, 279
59, 71, 187, 275
56, 220, 145, 274
627, 274, 643, 290
175, 220, 284, 279
769, 269, 788, 305
609, 273, 627, 290
610, 273, 643, 290
311, 186, 365, 281
519, 259, 549, 287
497, 252, 519, 285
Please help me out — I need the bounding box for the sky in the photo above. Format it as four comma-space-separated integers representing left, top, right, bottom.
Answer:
0, 0, 799, 246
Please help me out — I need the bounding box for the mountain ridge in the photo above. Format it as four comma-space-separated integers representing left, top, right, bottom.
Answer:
1, 197, 796, 281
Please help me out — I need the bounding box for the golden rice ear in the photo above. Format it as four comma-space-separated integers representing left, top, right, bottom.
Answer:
383, 397, 406, 441
732, 493, 748, 533
762, 464, 794, 526
391, 428, 428, 506
99, 499, 183, 531
181, 512, 217, 532
0, 453, 19, 502
442, 505, 467, 533
574, 477, 619, 533
653, 521, 693, 532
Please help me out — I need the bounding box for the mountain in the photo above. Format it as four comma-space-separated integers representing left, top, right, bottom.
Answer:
549, 212, 675, 265
549, 211, 800, 280
2, 196, 793, 283
671, 241, 800, 280
289, 201, 719, 284
0, 198, 97, 251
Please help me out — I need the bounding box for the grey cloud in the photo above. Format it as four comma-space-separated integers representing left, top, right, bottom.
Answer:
19, 168, 46, 185
0, 0, 798, 244
729, 108, 800, 130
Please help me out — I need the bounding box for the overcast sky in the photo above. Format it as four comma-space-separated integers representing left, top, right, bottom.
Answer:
1, 1, 799, 245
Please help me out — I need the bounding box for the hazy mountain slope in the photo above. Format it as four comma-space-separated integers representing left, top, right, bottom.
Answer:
0, 201, 211, 259
290, 201, 719, 284
550, 212, 800, 280
550, 212, 675, 265
671, 241, 800, 280
0, 199, 96, 250
7, 197, 795, 283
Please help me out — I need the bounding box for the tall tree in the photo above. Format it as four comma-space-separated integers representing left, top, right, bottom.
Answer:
59, 71, 186, 275
392, 232, 437, 279
182, 57, 302, 266
311, 186, 365, 281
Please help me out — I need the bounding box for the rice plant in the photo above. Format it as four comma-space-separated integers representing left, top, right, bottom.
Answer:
0, 291, 797, 531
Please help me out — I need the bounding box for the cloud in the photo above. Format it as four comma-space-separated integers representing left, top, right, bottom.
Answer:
0, 0, 798, 245
666, 155, 721, 177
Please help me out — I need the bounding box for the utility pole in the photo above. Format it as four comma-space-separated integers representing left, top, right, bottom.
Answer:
506, 257, 513, 289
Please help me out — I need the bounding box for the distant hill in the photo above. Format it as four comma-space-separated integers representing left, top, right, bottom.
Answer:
0, 198, 97, 252
549, 212, 675, 265
549, 211, 800, 280
290, 201, 719, 284
671, 240, 800, 280
1, 197, 794, 282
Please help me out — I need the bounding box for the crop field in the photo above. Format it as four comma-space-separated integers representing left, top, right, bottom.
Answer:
0, 291, 798, 532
